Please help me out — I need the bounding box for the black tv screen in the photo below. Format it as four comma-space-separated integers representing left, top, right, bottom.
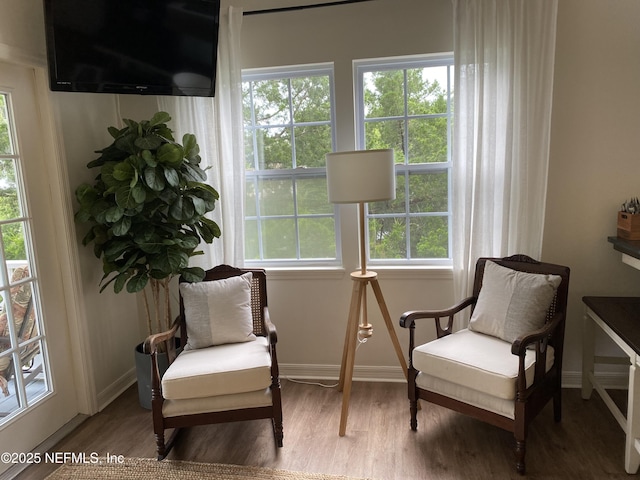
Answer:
43, 0, 221, 97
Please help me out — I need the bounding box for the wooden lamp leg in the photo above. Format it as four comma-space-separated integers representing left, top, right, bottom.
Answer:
370, 278, 408, 377
338, 278, 366, 436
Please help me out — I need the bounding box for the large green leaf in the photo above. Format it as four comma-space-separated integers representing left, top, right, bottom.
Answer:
75, 183, 98, 205
101, 163, 119, 188
115, 185, 141, 210
188, 182, 219, 200
75, 208, 92, 224
149, 248, 189, 275
113, 161, 135, 182
105, 206, 124, 223
126, 273, 149, 293
122, 118, 139, 130
180, 267, 205, 283
135, 134, 163, 150
183, 163, 207, 182
157, 143, 183, 167
175, 235, 199, 250
112, 216, 132, 236
114, 272, 129, 294
196, 217, 222, 243
144, 167, 166, 191
170, 197, 195, 221
155, 125, 175, 142
141, 150, 158, 167
115, 132, 138, 154
107, 126, 122, 139
149, 111, 171, 127
104, 239, 131, 260
163, 166, 180, 187
191, 195, 206, 215
182, 134, 199, 160
131, 184, 146, 203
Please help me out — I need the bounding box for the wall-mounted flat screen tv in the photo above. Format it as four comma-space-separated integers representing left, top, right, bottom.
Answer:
43, 0, 221, 97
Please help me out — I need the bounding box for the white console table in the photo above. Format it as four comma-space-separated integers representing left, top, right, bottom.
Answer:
582, 296, 640, 474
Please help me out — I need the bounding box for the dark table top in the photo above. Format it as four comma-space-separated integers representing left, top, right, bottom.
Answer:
608, 236, 640, 260
583, 296, 640, 356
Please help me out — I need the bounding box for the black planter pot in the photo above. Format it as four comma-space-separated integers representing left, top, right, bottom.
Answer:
134, 340, 180, 409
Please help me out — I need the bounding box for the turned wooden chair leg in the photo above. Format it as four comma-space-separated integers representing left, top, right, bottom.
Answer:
553, 389, 562, 422
155, 432, 167, 460
156, 428, 181, 460
410, 399, 418, 431
515, 438, 526, 475
273, 418, 284, 447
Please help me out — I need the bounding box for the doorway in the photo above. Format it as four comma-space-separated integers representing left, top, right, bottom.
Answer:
0, 61, 79, 474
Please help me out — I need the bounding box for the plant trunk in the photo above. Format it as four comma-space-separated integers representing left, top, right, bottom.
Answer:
144, 278, 173, 337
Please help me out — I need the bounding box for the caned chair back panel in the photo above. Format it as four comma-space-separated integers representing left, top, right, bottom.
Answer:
179, 265, 268, 340
471, 254, 570, 351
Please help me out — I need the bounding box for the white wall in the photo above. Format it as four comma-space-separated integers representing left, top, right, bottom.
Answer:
53, 94, 145, 406
544, 0, 640, 382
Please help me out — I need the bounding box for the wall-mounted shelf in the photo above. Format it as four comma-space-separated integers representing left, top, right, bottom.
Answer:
608, 236, 640, 270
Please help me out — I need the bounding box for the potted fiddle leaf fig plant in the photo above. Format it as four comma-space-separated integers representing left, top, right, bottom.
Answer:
74, 111, 221, 407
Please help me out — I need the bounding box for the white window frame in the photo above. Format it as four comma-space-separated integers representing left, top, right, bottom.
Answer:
242, 64, 340, 268
354, 53, 454, 266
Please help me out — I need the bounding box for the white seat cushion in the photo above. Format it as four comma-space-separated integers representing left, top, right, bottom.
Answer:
413, 328, 554, 402
162, 337, 272, 400
163, 388, 273, 418
416, 373, 517, 418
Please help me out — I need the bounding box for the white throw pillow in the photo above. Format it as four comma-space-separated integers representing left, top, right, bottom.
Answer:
180, 272, 256, 349
468, 261, 562, 343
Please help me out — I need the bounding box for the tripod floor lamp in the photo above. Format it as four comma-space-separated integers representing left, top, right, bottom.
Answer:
325, 149, 409, 437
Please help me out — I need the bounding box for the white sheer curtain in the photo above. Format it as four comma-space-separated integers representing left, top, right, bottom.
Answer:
158, 6, 245, 268
451, 0, 558, 313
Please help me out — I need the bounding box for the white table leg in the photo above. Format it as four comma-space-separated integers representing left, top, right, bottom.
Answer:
582, 310, 595, 400
626, 360, 640, 474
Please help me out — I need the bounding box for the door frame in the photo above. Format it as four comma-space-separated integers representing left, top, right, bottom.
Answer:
0, 45, 97, 417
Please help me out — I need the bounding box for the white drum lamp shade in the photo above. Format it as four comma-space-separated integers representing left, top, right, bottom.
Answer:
325, 149, 396, 204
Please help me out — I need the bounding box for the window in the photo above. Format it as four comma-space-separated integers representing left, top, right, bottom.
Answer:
0, 92, 50, 424
243, 65, 338, 265
355, 55, 454, 265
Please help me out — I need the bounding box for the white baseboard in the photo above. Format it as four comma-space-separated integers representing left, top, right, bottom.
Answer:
281, 363, 406, 383
96, 368, 137, 411
281, 364, 630, 390
562, 370, 628, 390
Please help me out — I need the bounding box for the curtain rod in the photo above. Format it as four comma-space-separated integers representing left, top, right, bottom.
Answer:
243, 0, 374, 16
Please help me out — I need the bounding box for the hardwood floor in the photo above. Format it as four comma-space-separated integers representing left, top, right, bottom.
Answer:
14, 380, 631, 480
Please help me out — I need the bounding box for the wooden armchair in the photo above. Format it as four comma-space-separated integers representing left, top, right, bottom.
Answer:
145, 265, 283, 459
399, 255, 570, 474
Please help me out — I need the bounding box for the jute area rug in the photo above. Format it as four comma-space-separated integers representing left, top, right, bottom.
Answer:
44, 457, 372, 480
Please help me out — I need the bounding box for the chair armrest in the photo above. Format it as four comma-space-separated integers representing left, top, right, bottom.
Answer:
144, 317, 180, 355
263, 306, 277, 344
510, 311, 563, 356
399, 296, 476, 337
511, 312, 564, 396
